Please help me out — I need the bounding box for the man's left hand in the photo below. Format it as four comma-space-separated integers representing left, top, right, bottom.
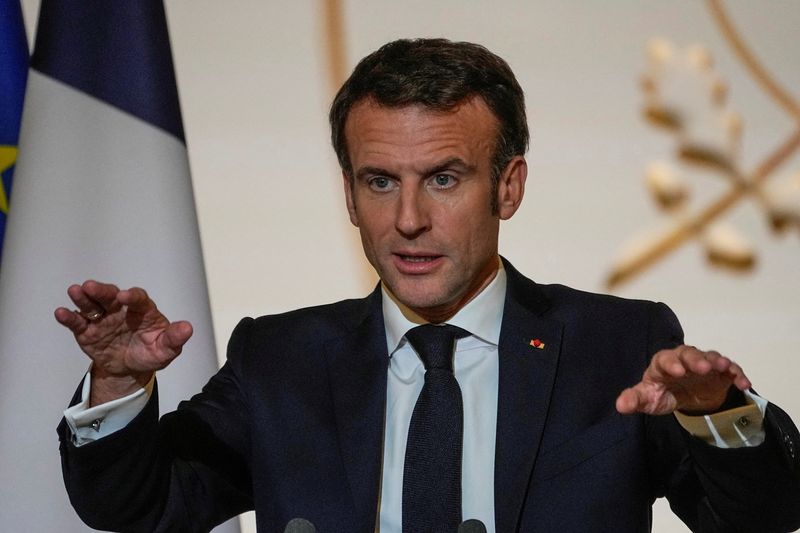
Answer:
616, 345, 752, 416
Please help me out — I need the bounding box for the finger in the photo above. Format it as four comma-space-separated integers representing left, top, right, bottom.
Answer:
687, 350, 751, 390
81, 280, 122, 312
650, 345, 724, 380
646, 347, 689, 381
615, 387, 641, 414
117, 287, 155, 314
708, 352, 727, 369
66, 283, 89, 307
724, 360, 752, 390
615, 384, 675, 415
54, 306, 88, 334
679, 346, 718, 375
156, 320, 194, 357
67, 281, 114, 318
734, 373, 752, 390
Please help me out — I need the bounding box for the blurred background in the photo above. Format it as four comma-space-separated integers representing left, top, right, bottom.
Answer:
16, 1, 800, 531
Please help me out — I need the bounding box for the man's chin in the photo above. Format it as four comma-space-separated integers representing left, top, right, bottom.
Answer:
389, 291, 442, 312
382, 284, 457, 321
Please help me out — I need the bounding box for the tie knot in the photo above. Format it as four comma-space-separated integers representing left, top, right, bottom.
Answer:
404, 324, 470, 371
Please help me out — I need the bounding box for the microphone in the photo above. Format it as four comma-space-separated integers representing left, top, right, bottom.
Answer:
458, 519, 487, 533
283, 517, 317, 533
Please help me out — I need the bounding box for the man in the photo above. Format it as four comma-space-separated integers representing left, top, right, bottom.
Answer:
56, 39, 800, 532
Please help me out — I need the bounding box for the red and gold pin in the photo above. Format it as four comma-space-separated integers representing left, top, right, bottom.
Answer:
529, 338, 545, 349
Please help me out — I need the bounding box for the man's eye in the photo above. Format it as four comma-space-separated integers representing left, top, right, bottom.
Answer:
368, 177, 394, 191
430, 174, 456, 189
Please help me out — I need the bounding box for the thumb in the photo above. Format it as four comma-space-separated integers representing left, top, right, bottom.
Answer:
158, 321, 194, 357
616, 387, 643, 415
616, 383, 677, 416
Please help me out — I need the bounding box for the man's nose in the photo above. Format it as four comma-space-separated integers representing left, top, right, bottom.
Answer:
394, 186, 430, 238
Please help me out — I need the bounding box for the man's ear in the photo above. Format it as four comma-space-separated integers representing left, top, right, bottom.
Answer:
496, 155, 527, 220
342, 171, 359, 227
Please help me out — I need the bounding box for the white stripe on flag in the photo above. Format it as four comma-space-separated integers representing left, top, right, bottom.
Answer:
0, 71, 238, 531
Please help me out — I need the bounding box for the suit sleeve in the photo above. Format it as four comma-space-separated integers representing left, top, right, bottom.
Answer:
644, 302, 800, 532
58, 317, 257, 532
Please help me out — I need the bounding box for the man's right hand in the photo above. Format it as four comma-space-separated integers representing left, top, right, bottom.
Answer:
54, 280, 193, 406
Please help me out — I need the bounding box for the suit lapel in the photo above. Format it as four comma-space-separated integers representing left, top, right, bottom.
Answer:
494, 261, 563, 532
326, 288, 389, 530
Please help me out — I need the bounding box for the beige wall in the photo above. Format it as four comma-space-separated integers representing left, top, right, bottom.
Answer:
21, 1, 800, 531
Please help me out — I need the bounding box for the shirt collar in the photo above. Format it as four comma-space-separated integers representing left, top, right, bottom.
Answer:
381, 259, 507, 354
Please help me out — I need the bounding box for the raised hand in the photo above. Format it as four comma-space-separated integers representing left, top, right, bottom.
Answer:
616, 345, 752, 416
54, 280, 193, 405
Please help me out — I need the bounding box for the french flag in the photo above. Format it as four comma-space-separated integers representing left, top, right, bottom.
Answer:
0, 2, 238, 531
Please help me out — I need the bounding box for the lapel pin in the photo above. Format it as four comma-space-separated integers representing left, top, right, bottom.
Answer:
529, 338, 545, 349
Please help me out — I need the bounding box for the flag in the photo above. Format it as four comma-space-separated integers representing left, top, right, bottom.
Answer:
0, 0, 28, 261
0, 1, 239, 531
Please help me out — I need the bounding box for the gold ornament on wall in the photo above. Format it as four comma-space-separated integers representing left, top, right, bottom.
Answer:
606, 0, 800, 289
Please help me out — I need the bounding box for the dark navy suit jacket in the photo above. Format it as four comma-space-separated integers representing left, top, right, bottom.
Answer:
59, 260, 800, 532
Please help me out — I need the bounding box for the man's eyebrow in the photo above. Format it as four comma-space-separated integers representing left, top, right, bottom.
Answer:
422, 157, 475, 176
355, 166, 396, 181
354, 158, 475, 181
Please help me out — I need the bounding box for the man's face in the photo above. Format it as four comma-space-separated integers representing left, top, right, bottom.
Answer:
343, 97, 526, 322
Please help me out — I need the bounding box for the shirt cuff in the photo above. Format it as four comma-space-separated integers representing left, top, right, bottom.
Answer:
674, 390, 768, 448
63, 368, 154, 447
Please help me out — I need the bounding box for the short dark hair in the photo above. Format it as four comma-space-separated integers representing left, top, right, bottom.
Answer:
329, 38, 529, 186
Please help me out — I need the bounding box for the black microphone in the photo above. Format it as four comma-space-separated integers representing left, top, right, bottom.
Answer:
458, 519, 487, 533
283, 517, 317, 533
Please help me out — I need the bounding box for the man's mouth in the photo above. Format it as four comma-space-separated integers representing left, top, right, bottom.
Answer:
393, 253, 443, 273
399, 255, 437, 263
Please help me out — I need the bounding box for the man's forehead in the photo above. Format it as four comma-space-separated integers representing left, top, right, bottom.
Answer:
344, 97, 499, 142
343, 97, 499, 178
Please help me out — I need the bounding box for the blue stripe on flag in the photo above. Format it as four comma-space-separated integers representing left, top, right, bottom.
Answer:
0, 0, 28, 260
31, 0, 185, 141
